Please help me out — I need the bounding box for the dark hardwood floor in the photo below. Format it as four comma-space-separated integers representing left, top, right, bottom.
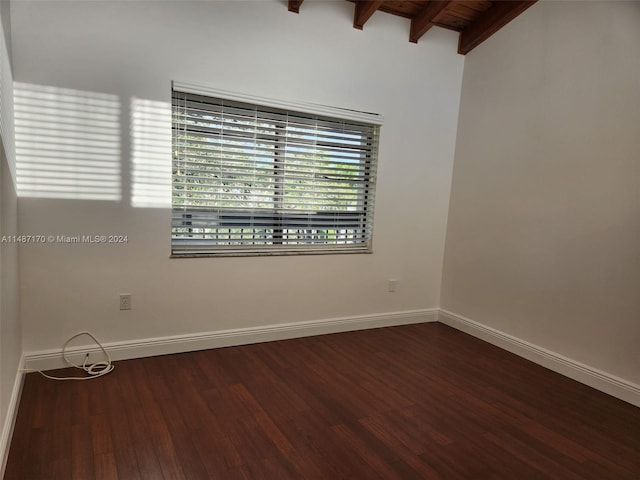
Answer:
5, 322, 640, 479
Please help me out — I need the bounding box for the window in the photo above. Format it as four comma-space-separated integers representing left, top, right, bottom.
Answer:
171, 83, 382, 257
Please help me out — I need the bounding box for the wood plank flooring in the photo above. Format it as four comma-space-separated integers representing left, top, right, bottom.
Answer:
5, 322, 640, 479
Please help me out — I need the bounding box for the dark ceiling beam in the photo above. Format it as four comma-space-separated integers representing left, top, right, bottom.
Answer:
288, 0, 303, 14
409, 1, 452, 44
458, 0, 537, 54
353, 0, 384, 30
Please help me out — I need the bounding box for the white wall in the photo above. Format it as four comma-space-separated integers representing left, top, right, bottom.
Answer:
0, 1, 21, 469
11, 0, 464, 352
442, 1, 640, 385
0, 139, 20, 456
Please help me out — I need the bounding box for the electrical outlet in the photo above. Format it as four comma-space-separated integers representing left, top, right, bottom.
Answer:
119, 293, 132, 310
388, 279, 398, 292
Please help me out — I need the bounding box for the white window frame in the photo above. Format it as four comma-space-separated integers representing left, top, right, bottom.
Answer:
171, 82, 383, 257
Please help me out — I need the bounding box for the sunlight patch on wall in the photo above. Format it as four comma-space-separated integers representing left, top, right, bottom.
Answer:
131, 97, 171, 208
14, 82, 121, 200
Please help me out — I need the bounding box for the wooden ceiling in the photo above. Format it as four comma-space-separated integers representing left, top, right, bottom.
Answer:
287, 0, 537, 55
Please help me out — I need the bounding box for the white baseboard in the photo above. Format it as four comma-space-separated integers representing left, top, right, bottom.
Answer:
1, 358, 25, 478
438, 309, 640, 408
24, 309, 438, 372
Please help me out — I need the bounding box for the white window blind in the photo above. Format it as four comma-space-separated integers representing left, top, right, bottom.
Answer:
171, 84, 381, 257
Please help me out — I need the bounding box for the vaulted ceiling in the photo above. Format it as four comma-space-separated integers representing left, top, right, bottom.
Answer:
288, 0, 537, 55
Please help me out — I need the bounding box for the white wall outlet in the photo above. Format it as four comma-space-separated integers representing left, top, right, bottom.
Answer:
119, 293, 132, 310
388, 279, 398, 292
